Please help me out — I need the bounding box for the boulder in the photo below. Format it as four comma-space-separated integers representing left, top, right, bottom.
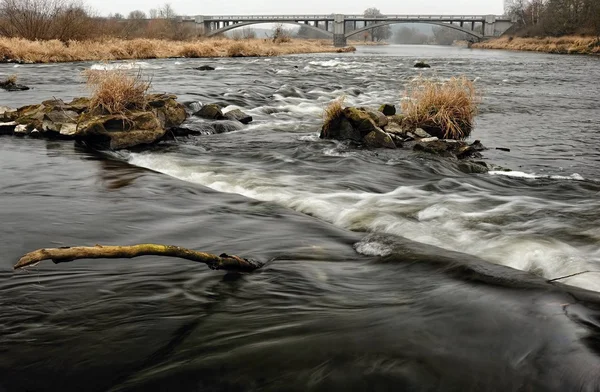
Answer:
378, 104, 396, 116
364, 127, 396, 149
42, 110, 80, 137
148, 94, 188, 128
414, 61, 431, 69
194, 104, 224, 120
75, 112, 165, 150
13, 124, 28, 136
342, 107, 379, 137
223, 109, 253, 124
195, 65, 215, 71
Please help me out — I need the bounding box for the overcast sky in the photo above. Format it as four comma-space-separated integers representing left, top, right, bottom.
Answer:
87, 0, 504, 17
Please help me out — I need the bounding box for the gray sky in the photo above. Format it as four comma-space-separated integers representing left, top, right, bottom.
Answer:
88, 0, 504, 17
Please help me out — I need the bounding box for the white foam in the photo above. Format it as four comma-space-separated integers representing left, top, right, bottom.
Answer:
354, 239, 393, 257
126, 153, 600, 292
90, 61, 161, 71
489, 171, 585, 181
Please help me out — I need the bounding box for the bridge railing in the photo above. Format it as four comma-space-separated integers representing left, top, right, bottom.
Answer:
203, 15, 333, 20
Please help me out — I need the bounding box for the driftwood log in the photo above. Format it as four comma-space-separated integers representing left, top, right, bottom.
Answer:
13, 244, 263, 272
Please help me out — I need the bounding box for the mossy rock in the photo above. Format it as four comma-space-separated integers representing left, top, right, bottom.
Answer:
342, 107, 378, 137
364, 127, 396, 149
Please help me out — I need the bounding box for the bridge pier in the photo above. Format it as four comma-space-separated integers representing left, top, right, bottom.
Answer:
333, 14, 346, 47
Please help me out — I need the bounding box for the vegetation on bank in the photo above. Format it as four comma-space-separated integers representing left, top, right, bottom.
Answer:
0, 37, 355, 63
473, 36, 600, 55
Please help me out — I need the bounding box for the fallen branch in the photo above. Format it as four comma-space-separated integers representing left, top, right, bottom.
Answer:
13, 244, 263, 273
548, 270, 600, 283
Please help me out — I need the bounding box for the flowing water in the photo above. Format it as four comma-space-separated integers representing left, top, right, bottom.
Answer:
1, 45, 600, 391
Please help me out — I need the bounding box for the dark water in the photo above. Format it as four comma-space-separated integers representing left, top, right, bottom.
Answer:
1, 45, 600, 391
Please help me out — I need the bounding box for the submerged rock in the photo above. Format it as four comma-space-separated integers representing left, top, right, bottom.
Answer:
414, 61, 431, 69
0, 79, 30, 91
194, 104, 224, 120
223, 109, 253, 124
413, 139, 486, 160
195, 65, 215, 71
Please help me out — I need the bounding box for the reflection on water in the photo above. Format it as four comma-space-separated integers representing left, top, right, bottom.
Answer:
1, 45, 600, 391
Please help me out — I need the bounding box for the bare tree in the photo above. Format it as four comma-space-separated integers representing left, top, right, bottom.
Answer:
363, 7, 392, 42
128, 10, 146, 19
0, 0, 91, 40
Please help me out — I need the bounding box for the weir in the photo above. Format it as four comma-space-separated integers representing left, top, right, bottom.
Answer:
185, 14, 515, 47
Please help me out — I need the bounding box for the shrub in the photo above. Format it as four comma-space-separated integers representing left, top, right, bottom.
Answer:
401, 76, 480, 140
84, 68, 151, 114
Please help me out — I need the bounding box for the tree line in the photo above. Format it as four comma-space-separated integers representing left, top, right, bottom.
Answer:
0, 0, 195, 41
508, 0, 600, 37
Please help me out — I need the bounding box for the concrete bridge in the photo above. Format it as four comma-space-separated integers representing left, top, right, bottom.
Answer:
182, 14, 515, 46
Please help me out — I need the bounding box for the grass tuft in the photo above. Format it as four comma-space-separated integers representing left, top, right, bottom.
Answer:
401, 76, 480, 140
322, 96, 346, 135
84, 69, 151, 115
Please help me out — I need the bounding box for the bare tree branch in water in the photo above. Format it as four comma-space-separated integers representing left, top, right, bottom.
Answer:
14, 244, 263, 273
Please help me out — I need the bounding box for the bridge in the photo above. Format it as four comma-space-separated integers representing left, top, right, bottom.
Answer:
182, 14, 515, 47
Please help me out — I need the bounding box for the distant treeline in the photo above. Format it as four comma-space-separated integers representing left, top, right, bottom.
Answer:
0, 0, 197, 41
508, 0, 600, 37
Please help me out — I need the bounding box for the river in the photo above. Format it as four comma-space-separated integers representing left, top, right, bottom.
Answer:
1, 45, 600, 391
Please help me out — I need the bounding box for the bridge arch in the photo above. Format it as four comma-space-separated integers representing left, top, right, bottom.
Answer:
207, 21, 333, 38
345, 21, 483, 41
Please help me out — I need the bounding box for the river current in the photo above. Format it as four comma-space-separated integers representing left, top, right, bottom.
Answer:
1, 45, 600, 391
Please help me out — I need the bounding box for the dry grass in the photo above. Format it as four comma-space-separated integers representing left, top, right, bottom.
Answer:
84, 69, 151, 114
473, 36, 600, 55
0, 37, 355, 63
322, 96, 346, 135
3, 74, 17, 84
401, 76, 480, 140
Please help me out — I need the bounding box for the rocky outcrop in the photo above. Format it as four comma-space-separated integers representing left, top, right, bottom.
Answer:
1, 94, 189, 150
321, 104, 487, 161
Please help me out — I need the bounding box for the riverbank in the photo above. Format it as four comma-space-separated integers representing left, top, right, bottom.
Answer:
0, 37, 355, 64
472, 36, 600, 55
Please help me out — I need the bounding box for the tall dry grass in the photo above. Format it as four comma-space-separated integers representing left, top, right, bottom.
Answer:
321, 96, 345, 136
473, 36, 600, 55
401, 76, 480, 140
0, 37, 354, 63
84, 69, 151, 114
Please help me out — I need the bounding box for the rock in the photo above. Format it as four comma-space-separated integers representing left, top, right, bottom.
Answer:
342, 107, 379, 137
42, 110, 80, 135
413, 140, 454, 157
194, 104, 224, 120
67, 97, 92, 113
173, 119, 244, 136
362, 108, 389, 128
419, 137, 439, 143
195, 65, 215, 71
0, 106, 15, 121
223, 109, 253, 124
0, 121, 17, 135
337, 118, 362, 142
364, 127, 396, 149
0, 80, 30, 91
414, 128, 432, 138
75, 112, 165, 150
384, 122, 405, 136
378, 104, 396, 116
387, 133, 404, 147
414, 61, 431, 69
496, 147, 511, 152
148, 94, 188, 128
